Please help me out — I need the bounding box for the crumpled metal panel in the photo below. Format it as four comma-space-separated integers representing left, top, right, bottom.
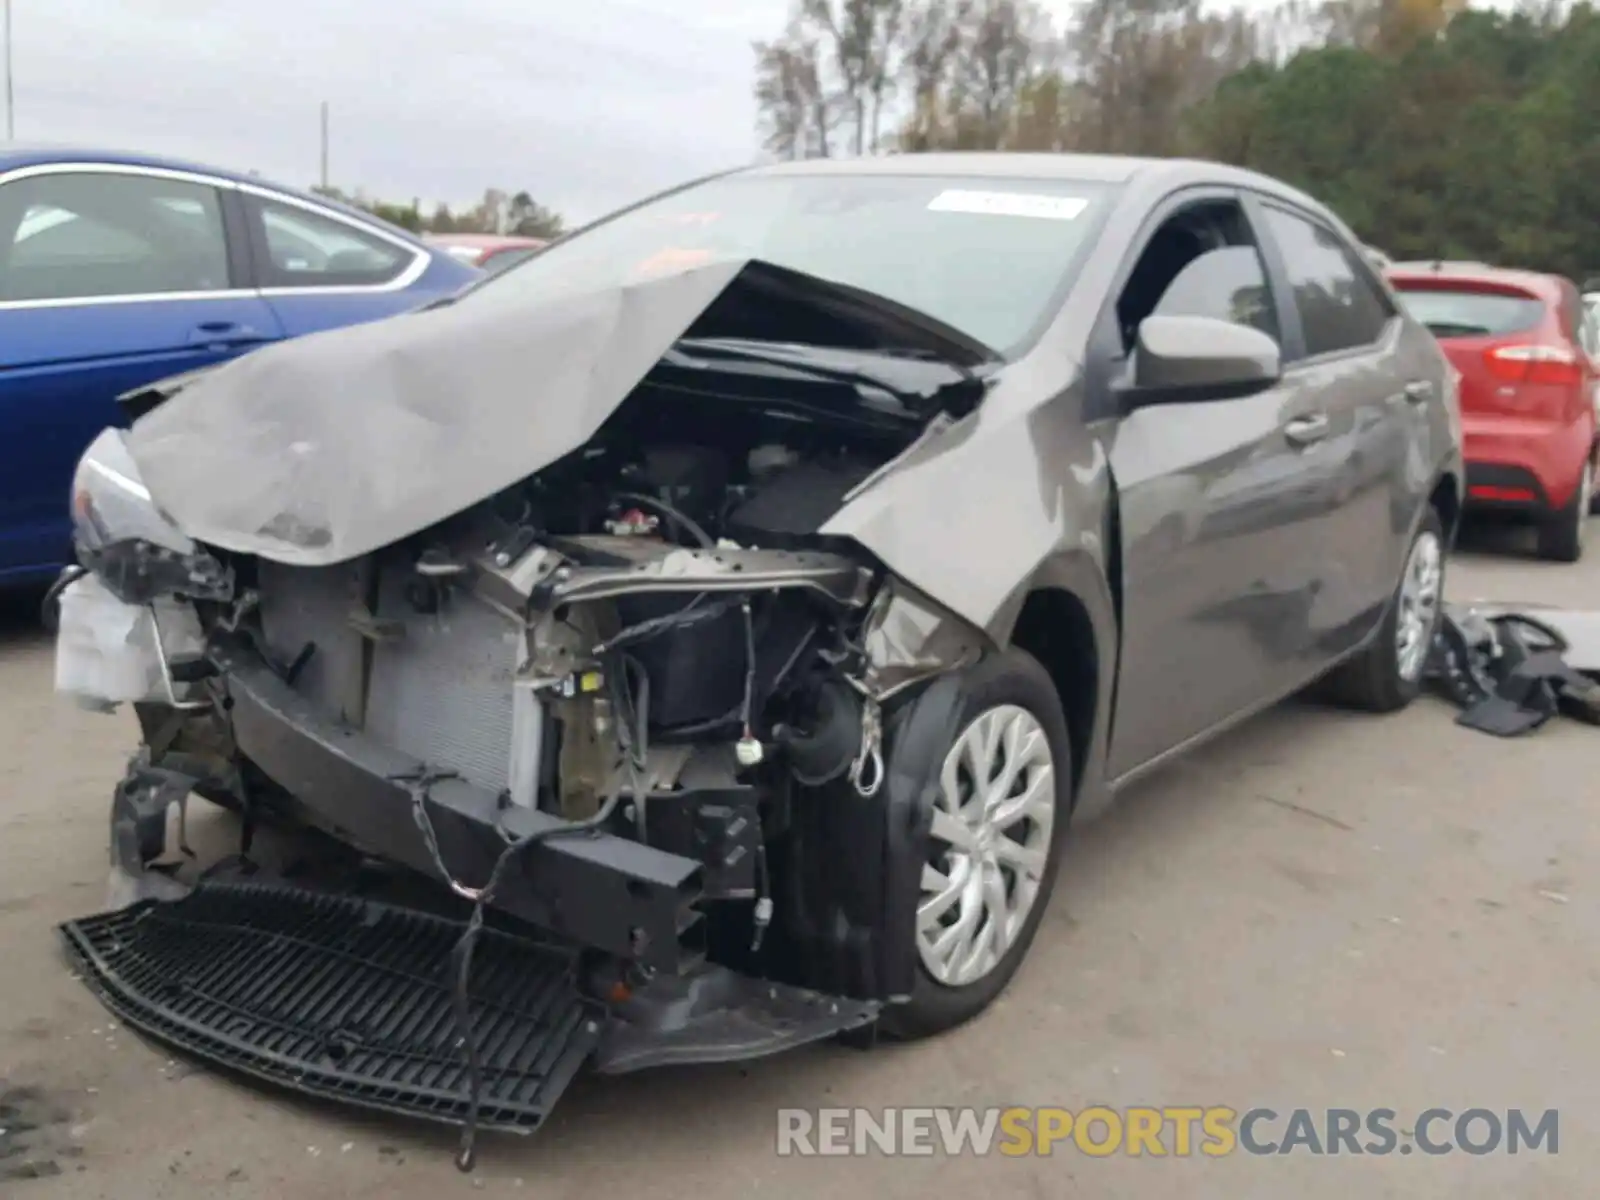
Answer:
122, 258, 749, 567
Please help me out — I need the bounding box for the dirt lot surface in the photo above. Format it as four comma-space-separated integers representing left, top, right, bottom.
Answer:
2, 522, 1596, 1199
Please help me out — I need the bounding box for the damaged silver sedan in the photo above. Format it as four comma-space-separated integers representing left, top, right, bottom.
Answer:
51, 153, 1462, 1163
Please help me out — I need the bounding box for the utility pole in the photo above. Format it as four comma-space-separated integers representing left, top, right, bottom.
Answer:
5, 0, 15, 141
319, 101, 329, 190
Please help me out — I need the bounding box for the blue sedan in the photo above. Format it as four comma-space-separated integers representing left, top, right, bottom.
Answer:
0, 145, 481, 587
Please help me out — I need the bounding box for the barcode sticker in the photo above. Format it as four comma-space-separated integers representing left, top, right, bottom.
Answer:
927, 189, 1090, 220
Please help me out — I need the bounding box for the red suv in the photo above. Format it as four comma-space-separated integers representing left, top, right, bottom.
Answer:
1388, 262, 1597, 561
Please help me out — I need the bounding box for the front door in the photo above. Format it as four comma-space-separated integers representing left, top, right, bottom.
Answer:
1093, 194, 1332, 778
0, 168, 282, 579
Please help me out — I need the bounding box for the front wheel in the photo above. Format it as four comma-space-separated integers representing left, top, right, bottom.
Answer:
879, 648, 1073, 1040
1320, 507, 1446, 713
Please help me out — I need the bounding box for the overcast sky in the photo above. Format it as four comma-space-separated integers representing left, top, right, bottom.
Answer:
7, 0, 1502, 224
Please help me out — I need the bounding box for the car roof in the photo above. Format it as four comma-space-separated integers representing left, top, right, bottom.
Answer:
736, 151, 1332, 210
1386, 260, 1566, 302
424, 233, 545, 250
0, 143, 428, 245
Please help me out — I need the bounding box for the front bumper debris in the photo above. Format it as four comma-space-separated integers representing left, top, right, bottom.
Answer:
60, 880, 603, 1134
221, 654, 706, 973
61, 878, 882, 1141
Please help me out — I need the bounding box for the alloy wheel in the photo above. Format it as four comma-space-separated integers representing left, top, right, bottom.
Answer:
1395, 528, 1443, 684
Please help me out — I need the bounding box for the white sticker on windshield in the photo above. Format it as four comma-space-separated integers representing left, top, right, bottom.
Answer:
927, 189, 1089, 221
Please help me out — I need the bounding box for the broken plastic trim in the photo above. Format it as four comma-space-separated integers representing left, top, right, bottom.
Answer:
78, 538, 233, 607
595, 965, 880, 1074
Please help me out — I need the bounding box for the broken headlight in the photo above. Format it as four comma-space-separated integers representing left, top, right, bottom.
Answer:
70, 428, 233, 606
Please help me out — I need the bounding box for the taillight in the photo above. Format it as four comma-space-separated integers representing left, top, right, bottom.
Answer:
1484, 343, 1583, 386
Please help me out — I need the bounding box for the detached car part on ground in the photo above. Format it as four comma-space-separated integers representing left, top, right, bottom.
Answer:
51, 154, 1463, 1168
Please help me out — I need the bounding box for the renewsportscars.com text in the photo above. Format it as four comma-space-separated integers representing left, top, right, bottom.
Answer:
776, 1106, 1560, 1158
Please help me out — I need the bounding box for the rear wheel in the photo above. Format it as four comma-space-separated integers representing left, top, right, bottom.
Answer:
1321, 508, 1445, 713
1536, 460, 1591, 563
879, 649, 1072, 1040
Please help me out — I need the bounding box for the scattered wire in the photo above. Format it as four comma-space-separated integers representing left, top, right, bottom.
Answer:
591, 593, 728, 656
739, 598, 757, 738
390, 765, 624, 1174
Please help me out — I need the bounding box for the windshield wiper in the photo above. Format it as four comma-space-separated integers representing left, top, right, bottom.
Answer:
664, 336, 994, 419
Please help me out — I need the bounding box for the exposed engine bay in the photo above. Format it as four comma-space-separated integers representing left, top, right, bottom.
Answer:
231, 377, 939, 828
467, 378, 903, 554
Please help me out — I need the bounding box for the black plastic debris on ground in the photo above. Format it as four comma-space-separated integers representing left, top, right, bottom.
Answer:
58, 880, 603, 1134
1427, 604, 1600, 736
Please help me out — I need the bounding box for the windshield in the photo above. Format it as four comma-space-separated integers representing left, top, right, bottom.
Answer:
457, 172, 1117, 353
1392, 284, 1545, 337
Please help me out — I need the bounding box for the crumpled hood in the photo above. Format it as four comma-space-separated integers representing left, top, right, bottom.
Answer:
124, 255, 992, 568
124, 260, 741, 566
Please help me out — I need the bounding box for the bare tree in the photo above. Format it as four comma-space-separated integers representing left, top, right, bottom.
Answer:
897, 0, 974, 150
863, 0, 908, 150
949, 0, 1055, 149
755, 31, 833, 158
801, 0, 908, 153
1066, 0, 1267, 156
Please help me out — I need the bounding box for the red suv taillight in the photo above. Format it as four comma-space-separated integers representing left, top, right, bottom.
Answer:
1484, 343, 1584, 387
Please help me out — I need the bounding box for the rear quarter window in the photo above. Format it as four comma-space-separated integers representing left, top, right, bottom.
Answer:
1392, 285, 1545, 337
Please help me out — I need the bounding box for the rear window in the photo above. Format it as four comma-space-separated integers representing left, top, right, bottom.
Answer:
1392, 285, 1545, 338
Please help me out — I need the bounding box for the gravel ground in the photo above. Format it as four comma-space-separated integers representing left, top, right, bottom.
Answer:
1, 519, 1596, 1199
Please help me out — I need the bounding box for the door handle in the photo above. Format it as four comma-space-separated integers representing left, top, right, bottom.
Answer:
1402, 379, 1434, 404
187, 321, 266, 346
1284, 413, 1330, 448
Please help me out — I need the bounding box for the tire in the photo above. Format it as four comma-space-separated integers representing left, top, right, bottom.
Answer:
1321, 507, 1446, 713
878, 648, 1073, 1040
1536, 460, 1591, 563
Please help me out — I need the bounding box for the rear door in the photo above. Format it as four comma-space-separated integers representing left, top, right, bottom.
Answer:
1250, 199, 1420, 655
236, 188, 439, 338
0, 166, 283, 580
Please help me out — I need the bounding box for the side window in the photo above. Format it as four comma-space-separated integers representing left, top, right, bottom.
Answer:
0, 172, 230, 302
251, 196, 413, 288
1260, 205, 1393, 358
1115, 199, 1280, 354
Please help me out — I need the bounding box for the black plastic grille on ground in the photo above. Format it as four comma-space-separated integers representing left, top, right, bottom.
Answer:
59, 880, 603, 1134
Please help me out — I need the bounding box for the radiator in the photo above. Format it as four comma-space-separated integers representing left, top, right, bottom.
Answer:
256, 560, 520, 794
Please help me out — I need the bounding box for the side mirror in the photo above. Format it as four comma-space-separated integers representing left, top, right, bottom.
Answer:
1123, 315, 1282, 408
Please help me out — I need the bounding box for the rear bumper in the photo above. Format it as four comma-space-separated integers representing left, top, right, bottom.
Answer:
1462, 413, 1594, 511
1462, 463, 1552, 513
222, 657, 706, 973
